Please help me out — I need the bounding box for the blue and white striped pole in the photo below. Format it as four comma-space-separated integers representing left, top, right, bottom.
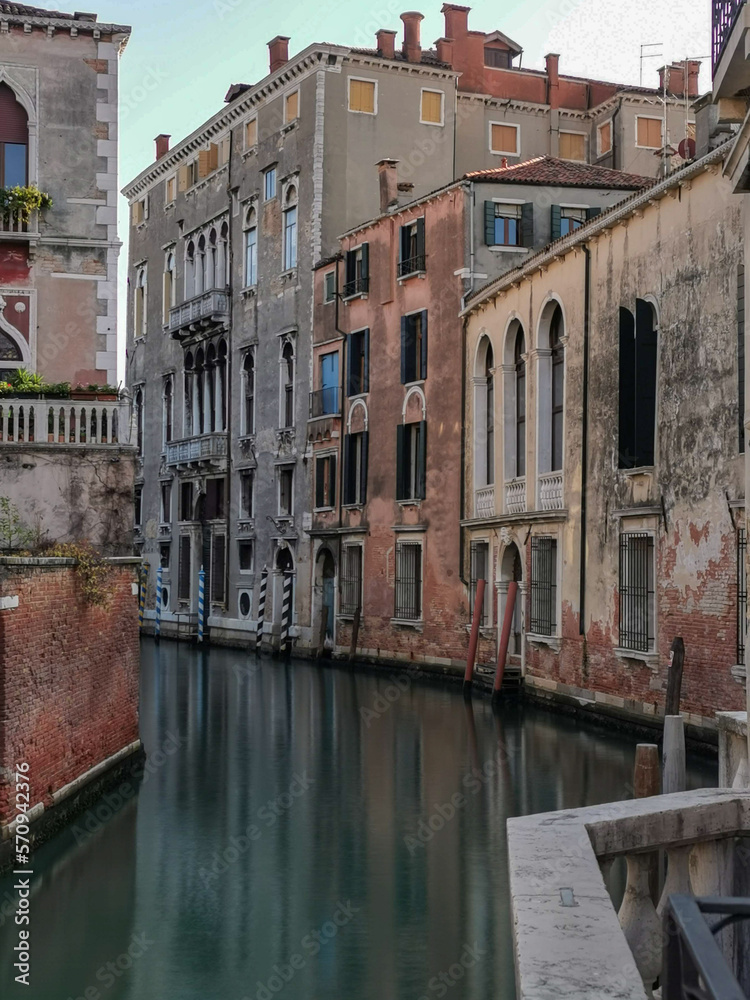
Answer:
256, 567, 268, 653
155, 565, 163, 642
197, 566, 205, 643
138, 566, 147, 631
280, 571, 293, 657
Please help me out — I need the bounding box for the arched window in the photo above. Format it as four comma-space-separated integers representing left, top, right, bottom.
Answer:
184, 352, 194, 435
195, 235, 206, 295
195, 347, 206, 434
206, 343, 217, 433
244, 207, 257, 287
281, 341, 295, 428
550, 308, 564, 471
217, 221, 228, 288
243, 351, 255, 435
163, 375, 173, 445
163, 251, 175, 324
283, 186, 298, 271
618, 300, 658, 469
473, 336, 495, 506
0, 83, 28, 188
217, 339, 227, 432
485, 344, 495, 485
514, 328, 526, 478
134, 387, 144, 455
134, 267, 147, 339
207, 228, 217, 290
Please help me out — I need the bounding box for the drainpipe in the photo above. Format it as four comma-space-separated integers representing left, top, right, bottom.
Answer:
611, 97, 623, 170
335, 257, 347, 549
460, 314, 468, 586
225, 136, 234, 614
579, 245, 591, 636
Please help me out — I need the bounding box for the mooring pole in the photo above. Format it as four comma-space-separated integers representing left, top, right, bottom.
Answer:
634, 743, 661, 904
664, 637, 685, 716
280, 571, 293, 657
256, 567, 268, 654
318, 604, 329, 658
493, 580, 518, 699
197, 566, 205, 644
349, 605, 361, 663
463, 578, 486, 697
138, 565, 147, 632
155, 565, 163, 642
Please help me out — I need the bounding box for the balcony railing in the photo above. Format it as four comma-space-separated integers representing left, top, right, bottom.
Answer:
167, 288, 229, 338
663, 895, 750, 999
342, 276, 369, 299
538, 471, 564, 511
166, 432, 227, 467
0, 209, 38, 239
713, 0, 746, 71
505, 478, 526, 514
397, 254, 426, 279
474, 485, 496, 518
0, 399, 130, 446
309, 387, 340, 418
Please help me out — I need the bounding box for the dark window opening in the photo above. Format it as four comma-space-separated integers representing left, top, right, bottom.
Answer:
484, 46, 510, 68
396, 421, 426, 501
400, 311, 428, 384
205, 478, 226, 520
178, 535, 191, 600
160, 481, 172, 523
344, 243, 369, 297
239, 540, 253, 573
134, 486, 143, 526
341, 545, 363, 616
240, 471, 254, 519
395, 542, 422, 620
618, 300, 658, 469
515, 328, 526, 478
211, 533, 226, 604
530, 536, 557, 636
0, 84, 28, 188
344, 431, 369, 506
551, 307, 565, 471
315, 454, 337, 509
159, 543, 170, 570
619, 532, 655, 652
180, 481, 193, 521
470, 541, 490, 626
279, 468, 294, 515
347, 329, 369, 396
398, 218, 425, 277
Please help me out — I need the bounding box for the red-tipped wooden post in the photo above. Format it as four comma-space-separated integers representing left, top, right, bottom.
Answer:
493, 580, 518, 699
463, 578, 486, 697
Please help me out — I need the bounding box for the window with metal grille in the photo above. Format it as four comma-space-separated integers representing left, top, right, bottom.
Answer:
738, 528, 747, 666
531, 537, 557, 635
470, 541, 491, 626
211, 532, 226, 604
395, 541, 422, 620
341, 545, 363, 616
178, 535, 191, 600
619, 533, 655, 652
344, 244, 369, 297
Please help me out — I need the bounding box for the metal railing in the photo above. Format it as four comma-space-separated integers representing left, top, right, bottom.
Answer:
663, 896, 750, 999
167, 288, 229, 334
713, 0, 746, 71
342, 276, 369, 298
0, 399, 130, 445
397, 254, 426, 278
309, 387, 340, 418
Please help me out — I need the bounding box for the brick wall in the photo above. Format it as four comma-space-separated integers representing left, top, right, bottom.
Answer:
0, 557, 141, 829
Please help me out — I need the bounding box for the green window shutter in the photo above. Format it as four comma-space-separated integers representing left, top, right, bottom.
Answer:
400, 316, 408, 384
363, 328, 370, 393
416, 217, 425, 263
420, 310, 428, 380
417, 420, 427, 499
315, 457, 325, 508
343, 435, 354, 505
485, 201, 496, 245
521, 203, 534, 248
586, 206, 602, 221
361, 242, 369, 289
346, 334, 354, 396
360, 431, 369, 503
396, 424, 406, 500
551, 205, 562, 241
328, 455, 337, 507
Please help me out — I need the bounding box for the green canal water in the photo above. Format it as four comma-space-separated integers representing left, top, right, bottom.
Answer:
0, 639, 715, 1000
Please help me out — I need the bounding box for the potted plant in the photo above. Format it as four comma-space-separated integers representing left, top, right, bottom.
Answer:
5, 368, 46, 398
72, 383, 120, 401
0, 184, 53, 225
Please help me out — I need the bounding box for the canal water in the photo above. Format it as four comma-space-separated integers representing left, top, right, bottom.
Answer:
1, 640, 715, 1000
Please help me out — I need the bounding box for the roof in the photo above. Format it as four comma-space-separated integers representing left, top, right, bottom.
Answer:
465, 156, 654, 191
0, 2, 130, 32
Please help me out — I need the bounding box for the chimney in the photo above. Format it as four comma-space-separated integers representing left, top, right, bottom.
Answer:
435, 37, 454, 66
659, 60, 702, 99
154, 133, 170, 160
546, 53, 560, 110
268, 35, 290, 74
376, 28, 397, 59
401, 12, 424, 63
441, 3, 470, 39
376, 158, 399, 213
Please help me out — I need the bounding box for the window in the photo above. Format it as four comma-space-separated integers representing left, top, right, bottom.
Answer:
598, 121, 612, 156
245, 118, 257, 149
341, 545, 363, 615
347, 330, 369, 396
283, 186, 298, 271
349, 78, 376, 114
343, 431, 368, 505
163, 252, 175, 324
134, 387, 144, 455
244, 208, 258, 287
739, 265, 745, 453
131, 196, 148, 227
559, 131, 586, 162
485, 47, 510, 68
165, 174, 176, 204
490, 122, 520, 156
530, 537, 557, 635
619, 533, 655, 652
396, 421, 426, 501
285, 90, 299, 122
0, 83, 28, 187
401, 311, 428, 384
479, 341, 495, 487
205, 478, 226, 520
636, 116, 663, 149
163, 376, 173, 445
160, 543, 170, 570
281, 342, 295, 428
514, 328, 526, 478
279, 467, 294, 516
243, 352, 255, 435
240, 470, 254, 518
210, 532, 226, 604
187, 159, 199, 187
315, 453, 337, 509
738, 528, 747, 666
551, 205, 600, 240
550, 309, 564, 472
315, 351, 339, 416
470, 541, 491, 626
420, 89, 444, 125
264, 166, 277, 201
344, 244, 369, 297
239, 540, 254, 574
134, 267, 147, 339
395, 541, 422, 620
618, 300, 658, 469
185, 241, 196, 300
324, 271, 336, 303
178, 535, 191, 601
398, 219, 425, 278
180, 481, 193, 521
160, 481, 172, 523
134, 485, 143, 527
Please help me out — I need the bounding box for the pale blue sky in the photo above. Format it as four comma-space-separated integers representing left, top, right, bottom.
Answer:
97, 0, 711, 378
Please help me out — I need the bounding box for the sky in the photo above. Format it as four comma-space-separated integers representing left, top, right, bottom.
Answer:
91, 0, 712, 380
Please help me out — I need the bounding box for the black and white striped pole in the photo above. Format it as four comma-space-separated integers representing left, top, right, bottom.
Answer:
280, 571, 293, 657
256, 566, 268, 653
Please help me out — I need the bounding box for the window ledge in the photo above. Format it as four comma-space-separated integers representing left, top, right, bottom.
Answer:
488, 245, 529, 254
338, 612, 363, 622
314, 506, 336, 513
620, 465, 655, 478
241, 286, 257, 298
464, 624, 494, 638
397, 270, 426, 284
342, 292, 368, 303
282, 121, 297, 134
396, 499, 423, 508
527, 632, 562, 652
391, 618, 424, 631
342, 503, 364, 511
164, 200, 175, 211
614, 646, 658, 667
280, 268, 297, 281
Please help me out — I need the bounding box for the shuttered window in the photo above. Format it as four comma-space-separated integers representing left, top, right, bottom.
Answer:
396, 421, 427, 501
598, 121, 612, 155
245, 118, 257, 148
559, 132, 586, 161
349, 79, 376, 114
490, 123, 519, 155
343, 431, 368, 506
421, 90, 443, 124
285, 90, 299, 122
400, 311, 428, 384
347, 329, 369, 396
636, 117, 662, 149
315, 454, 337, 509
0, 83, 28, 187
484, 201, 533, 247
618, 300, 658, 469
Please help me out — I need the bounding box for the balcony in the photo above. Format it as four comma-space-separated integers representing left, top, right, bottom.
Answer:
713, 0, 750, 99
474, 485, 496, 519
397, 254, 426, 279
165, 432, 227, 469
167, 288, 230, 340
0, 398, 131, 446
505, 478, 526, 515
0, 208, 39, 242
538, 472, 564, 511
309, 387, 340, 419
342, 276, 369, 299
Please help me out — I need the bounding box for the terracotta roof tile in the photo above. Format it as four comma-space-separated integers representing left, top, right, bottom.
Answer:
465, 156, 654, 190
0, 2, 74, 15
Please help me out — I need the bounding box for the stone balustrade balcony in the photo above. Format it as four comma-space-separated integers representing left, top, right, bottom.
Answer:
505, 477, 526, 515
166, 432, 228, 469
167, 288, 230, 339
508, 788, 750, 999
474, 485, 496, 519
538, 471, 564, 511
0, 209, 39, 242
0, 398, 131, 446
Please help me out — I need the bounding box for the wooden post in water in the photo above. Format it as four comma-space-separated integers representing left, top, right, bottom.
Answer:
348, 606, 361, 663
493, 581, 518, 700
664, 637, 685, 716
634, 743, 661, 906
463, 578, 486, 697
317, 605, 329, 659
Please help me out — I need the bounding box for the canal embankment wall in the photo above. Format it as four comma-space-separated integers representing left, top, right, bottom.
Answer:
0, 557, 144, 871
